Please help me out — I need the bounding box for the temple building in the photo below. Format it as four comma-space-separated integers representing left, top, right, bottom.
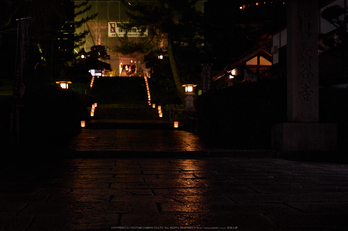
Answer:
74, 0, 206, 77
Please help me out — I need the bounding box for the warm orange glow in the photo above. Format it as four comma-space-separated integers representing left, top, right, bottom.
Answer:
174, 121, 179, 128
182, 84, 197, 93
90, 111, 94, 117
159, 112, 163, 118
144, 76, 151, 104
56, 81, 72, 89
158, 105, 161, 110
90, 76, 95, 88
152, 104, 156, 108
81, 120, 86, 128
231, 69, 236, 76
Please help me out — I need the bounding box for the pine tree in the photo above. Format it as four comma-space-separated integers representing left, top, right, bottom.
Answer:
27, 0, 97, 81
116, 0, 205, 102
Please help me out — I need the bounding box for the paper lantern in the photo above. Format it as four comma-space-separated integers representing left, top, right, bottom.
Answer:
174, 121, 179, 128
81, 121, 86, 128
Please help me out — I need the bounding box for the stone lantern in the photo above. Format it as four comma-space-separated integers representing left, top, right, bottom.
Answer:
182, 83, 197, 112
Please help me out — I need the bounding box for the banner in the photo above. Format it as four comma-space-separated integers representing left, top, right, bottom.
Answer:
108, 22, 116, 37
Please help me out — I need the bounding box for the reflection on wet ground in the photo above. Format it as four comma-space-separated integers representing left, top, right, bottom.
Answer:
2, 158, 348, 230
69, 129, 208, 152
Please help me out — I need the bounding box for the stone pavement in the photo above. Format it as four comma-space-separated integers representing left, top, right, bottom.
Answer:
2, 152, 348, 231
2, 97, 348, 230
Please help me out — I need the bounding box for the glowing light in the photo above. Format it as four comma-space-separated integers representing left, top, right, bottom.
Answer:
90, 103, 97, 117
61, 83, 68, 89
144, 76, 152, 105
182, 84, 197, 93
81, 121, 86, 128
56, 81, 72, 89
90, 76, 95, 88
152, 104, 156, 108
158, 55, 163, 59
174, 121, 179, 128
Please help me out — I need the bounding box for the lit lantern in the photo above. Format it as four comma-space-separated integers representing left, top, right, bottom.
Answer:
231, 69, 236, 76
159, 112, 163, 118
182, 84, 197, 93
182, 83, 197, 112
174, 121, 179, 128
90, 76, 95, 88
158, 105, 161, 110
152, 104, 156, 108
81, 120, 86, 128
158, 55, 163, 60
56, 81, 72, 89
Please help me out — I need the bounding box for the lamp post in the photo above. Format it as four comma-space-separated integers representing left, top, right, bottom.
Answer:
182, 83, 197, 112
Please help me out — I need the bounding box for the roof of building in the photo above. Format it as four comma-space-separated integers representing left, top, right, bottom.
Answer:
213, 47, 272, 82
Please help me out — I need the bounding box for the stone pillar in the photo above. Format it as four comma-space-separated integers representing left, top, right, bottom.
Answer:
185, 93, 195, 112
272, 0, 337, 152
201, 64, 212, 93
287, 0, 319, 122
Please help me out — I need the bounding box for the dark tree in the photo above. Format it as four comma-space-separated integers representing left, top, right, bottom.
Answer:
116, 0, 205, 102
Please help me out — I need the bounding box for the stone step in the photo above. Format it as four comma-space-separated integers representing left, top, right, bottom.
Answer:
92, 77, 148, 104
93, 107, 160, 120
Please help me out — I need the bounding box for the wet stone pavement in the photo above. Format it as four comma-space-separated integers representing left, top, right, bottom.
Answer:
1, 155, 348, 231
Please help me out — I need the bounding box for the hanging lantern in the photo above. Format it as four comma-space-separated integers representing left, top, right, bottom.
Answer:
152, 104, 156, 108
81, 121, 86, 128
174, 121, 179, 128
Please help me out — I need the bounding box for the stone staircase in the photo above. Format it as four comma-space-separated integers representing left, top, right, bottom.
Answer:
86, 77, 173, 129
92, 77, 148, 104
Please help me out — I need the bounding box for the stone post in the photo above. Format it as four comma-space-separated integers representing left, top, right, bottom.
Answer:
201, 64, 212, 93
185, 92, 195, 112
272, 0, 337, 152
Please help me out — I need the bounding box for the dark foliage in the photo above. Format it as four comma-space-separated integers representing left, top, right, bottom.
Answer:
196, 80, 287, 149
21, 84, 86, 150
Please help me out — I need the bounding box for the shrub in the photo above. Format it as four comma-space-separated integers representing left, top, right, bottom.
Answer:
21, 83, 86, 150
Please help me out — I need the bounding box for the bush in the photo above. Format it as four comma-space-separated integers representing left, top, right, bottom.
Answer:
21, 83, 86, 150
196, 80, 286, 149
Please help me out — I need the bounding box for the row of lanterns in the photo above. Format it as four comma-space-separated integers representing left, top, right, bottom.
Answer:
153, 103, 179, 128
144, 76, 151, 106
90, 76, 95, 88
81, 102, 98, 128
158, 105, 163, 118
90, 103, 98, 117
